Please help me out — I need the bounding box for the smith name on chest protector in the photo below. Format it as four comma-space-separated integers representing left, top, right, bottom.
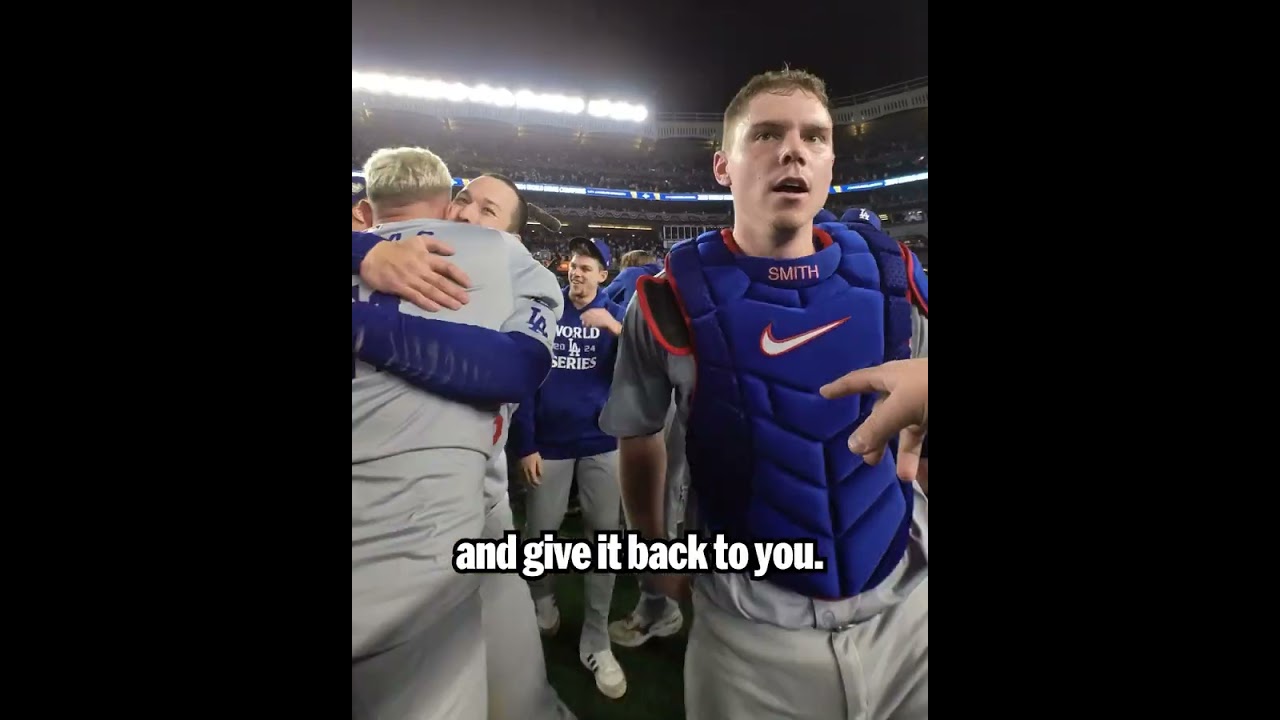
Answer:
636, 216, 928, 599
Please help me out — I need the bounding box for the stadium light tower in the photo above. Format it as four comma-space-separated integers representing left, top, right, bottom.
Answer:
352, 70, 648, 123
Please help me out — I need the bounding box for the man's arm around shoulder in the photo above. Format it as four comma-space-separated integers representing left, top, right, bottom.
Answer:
350, 233, 562, 406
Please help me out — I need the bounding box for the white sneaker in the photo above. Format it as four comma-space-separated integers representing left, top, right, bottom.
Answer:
534, 596, 560, 637
608, 605, 684, 648
580, 649, 627, 699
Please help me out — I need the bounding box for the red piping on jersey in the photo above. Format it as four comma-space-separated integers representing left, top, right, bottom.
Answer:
720, 227, 834, 255
662, 250, 698, 409
899, 242, 928, 318
636, 274, 692, 357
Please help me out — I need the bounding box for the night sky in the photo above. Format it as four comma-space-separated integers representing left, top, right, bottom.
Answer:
352, 0, 928, 114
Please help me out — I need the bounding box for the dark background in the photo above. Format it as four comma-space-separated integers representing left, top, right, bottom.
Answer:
351, 0, 929, 111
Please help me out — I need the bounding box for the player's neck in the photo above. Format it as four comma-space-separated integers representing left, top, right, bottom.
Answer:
371, 201, 448, 226
569, 288, 597, 310
732, 221, 815, 260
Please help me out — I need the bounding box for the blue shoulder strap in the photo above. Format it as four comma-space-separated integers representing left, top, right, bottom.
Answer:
836, 209, 927, 318
818, 221, 913, 364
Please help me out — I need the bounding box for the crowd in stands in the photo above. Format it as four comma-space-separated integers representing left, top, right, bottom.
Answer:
429, 139, 926, 194
351, 109, 928, 196
350, 140, 926, 196
352, 107, 928, 278
532, 183, 928, 225
522, 229, 665, 279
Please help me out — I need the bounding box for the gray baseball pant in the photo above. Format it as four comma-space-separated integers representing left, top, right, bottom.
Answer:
523, 450, 622, 655
683, 577, 928, 720
351, 448, 488, 720
351, 598, 487, 720
481, 491, 577, 720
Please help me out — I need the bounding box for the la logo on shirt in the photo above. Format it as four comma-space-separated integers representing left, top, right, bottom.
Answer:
553, 324, 601, 370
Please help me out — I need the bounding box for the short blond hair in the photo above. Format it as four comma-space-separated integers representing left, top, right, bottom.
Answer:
620, 250, 656, 268
722, 68, 830, 151
362, 146, 454, 208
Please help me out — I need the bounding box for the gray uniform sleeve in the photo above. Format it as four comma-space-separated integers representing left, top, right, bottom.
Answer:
500, 234, 563, 355
599, 296, 675, 438
909, 306, 928, 359
910, 306, 929, 457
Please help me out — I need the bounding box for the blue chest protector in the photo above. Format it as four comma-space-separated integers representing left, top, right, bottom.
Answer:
642, 221, 924, 599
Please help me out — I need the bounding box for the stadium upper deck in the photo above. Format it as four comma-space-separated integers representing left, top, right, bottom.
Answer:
351, 73, 928, 268
351, 73, 927, 141
352, 73, 927, 191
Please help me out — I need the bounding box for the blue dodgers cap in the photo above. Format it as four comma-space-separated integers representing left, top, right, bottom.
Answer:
840, 207, 882, 231
814, 208, 838, 223
352, 175, 367, 206
570, 236, 612, 267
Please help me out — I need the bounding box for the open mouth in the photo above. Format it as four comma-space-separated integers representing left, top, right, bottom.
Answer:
771, 178, 810, 196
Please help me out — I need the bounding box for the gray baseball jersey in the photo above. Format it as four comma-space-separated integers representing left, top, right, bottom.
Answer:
352, 219, 562, 658
352, 219, 562, 465
598, 296, 928, 631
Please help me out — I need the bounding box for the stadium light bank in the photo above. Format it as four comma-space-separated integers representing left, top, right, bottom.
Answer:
352, 70, 649, 123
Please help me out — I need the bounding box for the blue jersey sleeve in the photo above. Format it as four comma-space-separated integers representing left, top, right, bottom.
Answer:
352, 231, 382, 274
352, 301, 553, 405
605, 267, 640, 306
508, 392, 538, 458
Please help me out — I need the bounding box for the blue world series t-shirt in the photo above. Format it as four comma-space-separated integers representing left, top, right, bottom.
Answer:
509, 286, 627, 460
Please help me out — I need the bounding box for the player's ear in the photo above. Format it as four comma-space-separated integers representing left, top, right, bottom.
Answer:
713, 149, 731, 188
354, 199, 373, 228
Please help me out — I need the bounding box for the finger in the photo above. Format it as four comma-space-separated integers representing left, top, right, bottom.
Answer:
820, 364, 892, 400
414, 281, 464, 311
421, 238, 457, 256
417, 267, 470, 307
426, 271, 471, 306
402, 288, 442, 313
849, 390, 918, 456
429, 258, 472, 289
856, 394, 889, 465
863, 444, 886, 466
894, 426, 925, 482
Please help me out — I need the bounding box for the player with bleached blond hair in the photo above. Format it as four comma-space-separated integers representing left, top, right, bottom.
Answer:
355, 170, 577, 719
350, 146, 564, 720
